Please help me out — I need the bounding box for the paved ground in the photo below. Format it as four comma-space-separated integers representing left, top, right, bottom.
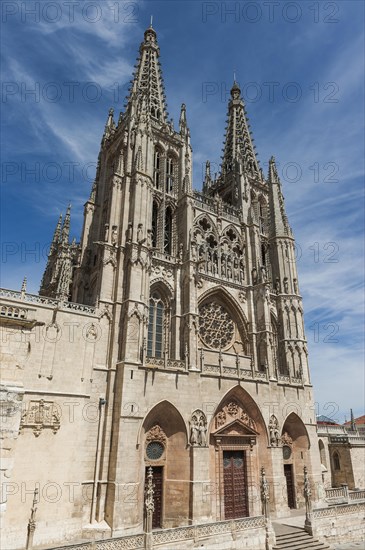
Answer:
333, 544, 364, 549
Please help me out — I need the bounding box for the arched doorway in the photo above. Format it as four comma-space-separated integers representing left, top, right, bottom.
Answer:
209, 386, 269, 520
141, 401, 189, 529
281, 413, 310, 510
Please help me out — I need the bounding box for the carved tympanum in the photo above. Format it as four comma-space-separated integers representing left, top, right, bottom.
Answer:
214, 400, 257, 431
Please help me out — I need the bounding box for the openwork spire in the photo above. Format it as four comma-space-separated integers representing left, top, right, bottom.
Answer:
221, 81, 260, 178
127, 25, 168, 123
268, 156, 291, 237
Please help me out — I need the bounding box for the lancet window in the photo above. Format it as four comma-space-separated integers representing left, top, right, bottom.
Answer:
147, 292, 166, 358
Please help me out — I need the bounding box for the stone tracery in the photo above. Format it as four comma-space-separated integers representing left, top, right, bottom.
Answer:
191, 217, 245, 283
198, 301, 235, 350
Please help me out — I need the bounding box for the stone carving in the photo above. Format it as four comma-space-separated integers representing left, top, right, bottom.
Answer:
275, 277, 281, 294
189, 409, 207, 447
111, 226, 118, 245
191, 218, 245, 283
145, 466, 154, 536
146, 424, 166, 443
268, 415, 281, 446
216, 410, 226, 428
227, 401, 239, 417
283, 277, 289, 293
20, 399, 61, 437
198, 301, 235, 350
281, 431, 293, 447
215, 401, 256, 431
260, 467, 270, 518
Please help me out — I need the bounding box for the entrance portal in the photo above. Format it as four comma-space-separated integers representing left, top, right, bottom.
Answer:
223, 450, 248, 519
284, 464, 295, 509
145, 466, 163, 528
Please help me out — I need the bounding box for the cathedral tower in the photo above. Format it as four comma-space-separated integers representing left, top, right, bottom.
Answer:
36, 24, 323, 538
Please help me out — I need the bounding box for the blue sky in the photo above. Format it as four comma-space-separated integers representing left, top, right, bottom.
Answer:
1, 0, 364, 421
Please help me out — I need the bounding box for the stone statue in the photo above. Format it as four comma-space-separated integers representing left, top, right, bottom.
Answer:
275, 277, 281, 294
293, 278, 298, 293
111, 226, 118, 245
104, 224, 109, 242
283, 277, 289, 293
126, 222, 133, 243
252, 267, 258, 285
189, 410, 207, 446
268, 415, 280, 446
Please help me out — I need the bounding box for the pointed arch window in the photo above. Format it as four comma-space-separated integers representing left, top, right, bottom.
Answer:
165, 157, 174, 193
164, 207, 172, 255
154, 150, 161, 189
147, 292, 165, 358
152, 201, 158, 248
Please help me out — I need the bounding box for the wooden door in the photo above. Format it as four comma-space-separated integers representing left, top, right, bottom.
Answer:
284, 464, 295, 509
223, 450, 248, 519
145, 466, 163, 528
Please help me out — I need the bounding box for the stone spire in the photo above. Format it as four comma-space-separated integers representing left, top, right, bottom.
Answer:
61, 205, 71, 245
203, 160, 212, 192
179, 103, 188, 137
267, 156, 291, 238
49, 213, 63, 255
126, 25, 168, 124
350, 409, 356, 432
102, 108, 116, 144
221, 80, 260, 178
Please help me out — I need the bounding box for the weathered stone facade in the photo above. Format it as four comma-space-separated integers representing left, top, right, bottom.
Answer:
1, 26, 329, 549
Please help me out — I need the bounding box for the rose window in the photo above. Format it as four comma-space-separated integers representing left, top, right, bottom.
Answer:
199, 302, 235, 350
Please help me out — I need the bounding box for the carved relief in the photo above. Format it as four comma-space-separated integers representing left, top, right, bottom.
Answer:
19, 399, 60, 437
146, 424, 167, 443
214, 401, 257, 431
281, 431, 293, 447
189, 409, 207, 447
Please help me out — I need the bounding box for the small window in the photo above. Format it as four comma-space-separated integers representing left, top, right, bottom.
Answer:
165, 157, 174, 193
154, 150, 161, 189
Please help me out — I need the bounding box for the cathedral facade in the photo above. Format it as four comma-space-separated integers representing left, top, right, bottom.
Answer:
1, 26, 324, 549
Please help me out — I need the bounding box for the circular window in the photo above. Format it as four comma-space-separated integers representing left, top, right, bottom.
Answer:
146, 441, 164, 460
198, 301, 235, 350
283, 445, 292, 460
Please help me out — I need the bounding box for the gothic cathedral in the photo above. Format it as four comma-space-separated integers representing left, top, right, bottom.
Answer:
1, 26, 324, 549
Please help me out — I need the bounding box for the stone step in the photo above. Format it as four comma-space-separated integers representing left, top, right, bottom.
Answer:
273, 529, 331, 550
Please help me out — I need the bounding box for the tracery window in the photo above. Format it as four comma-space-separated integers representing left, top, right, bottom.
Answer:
199, 301, 235, 350
147, 292, 165, 358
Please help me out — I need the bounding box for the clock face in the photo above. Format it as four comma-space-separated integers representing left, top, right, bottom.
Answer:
283, 445, 292, 460
146, 441, 164, 460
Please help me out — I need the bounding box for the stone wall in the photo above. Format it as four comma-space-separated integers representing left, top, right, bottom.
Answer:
312, 502, 365, 545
